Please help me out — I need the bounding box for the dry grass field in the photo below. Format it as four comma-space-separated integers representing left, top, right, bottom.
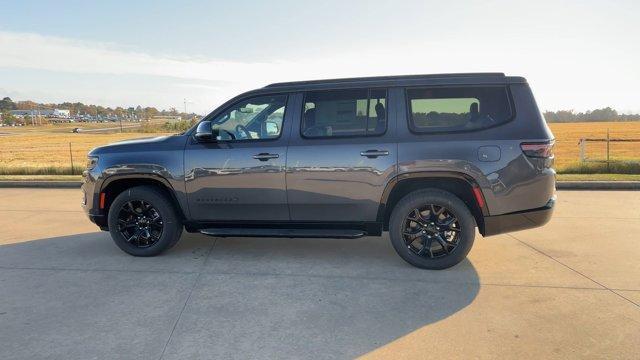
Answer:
0, 131, 172, 173
1, 121, 639, 174
0, 122, 172, 173
548, 121, 640, 168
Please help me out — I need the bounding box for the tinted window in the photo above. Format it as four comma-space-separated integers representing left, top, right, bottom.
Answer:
407, 86, 512, 132
211, 95, 286, 141
302, 89, 387, 138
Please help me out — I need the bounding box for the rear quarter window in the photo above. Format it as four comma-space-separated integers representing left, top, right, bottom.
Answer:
407, 86, 513, 133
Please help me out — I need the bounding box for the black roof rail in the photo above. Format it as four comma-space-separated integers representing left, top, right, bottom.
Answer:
264, 73, 506, 88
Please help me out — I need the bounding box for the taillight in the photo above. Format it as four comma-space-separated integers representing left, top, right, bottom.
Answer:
520, 141, 554, 158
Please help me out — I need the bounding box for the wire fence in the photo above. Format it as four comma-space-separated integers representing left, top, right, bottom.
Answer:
0, 120, 188, 175
577, 127, 640, 163
0, 141, 85, 175
0, 132, 155, 175
2, 125, 640, 175
548, 123, 640, 170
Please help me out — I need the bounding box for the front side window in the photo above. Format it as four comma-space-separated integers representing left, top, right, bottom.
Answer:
211, 95, 287, 141
302, 89, 387, 138
407, 86, 512, 133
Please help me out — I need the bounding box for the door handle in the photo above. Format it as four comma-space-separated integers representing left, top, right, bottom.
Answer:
360, 150, 389, 158
253, 153, 279, 161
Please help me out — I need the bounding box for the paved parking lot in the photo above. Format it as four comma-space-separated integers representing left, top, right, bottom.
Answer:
0, 188, 639, 359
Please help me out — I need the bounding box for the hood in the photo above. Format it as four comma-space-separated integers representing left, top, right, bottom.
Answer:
89, 135, 181, 155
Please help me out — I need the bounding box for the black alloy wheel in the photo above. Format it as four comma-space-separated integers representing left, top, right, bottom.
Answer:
388, 189, 476, 269
117, 200, 164, 248
402, 205, 461, 259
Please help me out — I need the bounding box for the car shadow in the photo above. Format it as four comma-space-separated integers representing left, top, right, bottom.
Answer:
0, 231, 480, 359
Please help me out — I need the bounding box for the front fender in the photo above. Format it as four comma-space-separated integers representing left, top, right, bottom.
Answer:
98, 161, 189, 219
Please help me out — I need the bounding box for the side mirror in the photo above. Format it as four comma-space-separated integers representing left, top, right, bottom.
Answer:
194, 121, 215, 142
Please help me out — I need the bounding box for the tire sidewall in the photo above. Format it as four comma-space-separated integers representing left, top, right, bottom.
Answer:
107, 186, 182, 256
389, 189, 476, 269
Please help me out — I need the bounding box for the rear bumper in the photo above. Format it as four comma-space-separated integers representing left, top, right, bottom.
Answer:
482, 196, 555, 237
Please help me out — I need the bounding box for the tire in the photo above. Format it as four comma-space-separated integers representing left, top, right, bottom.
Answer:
107, 185, 183, 256
389, 189, 476, 270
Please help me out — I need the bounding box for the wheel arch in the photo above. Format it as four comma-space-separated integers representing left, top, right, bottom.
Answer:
378, 172, 488, 234
100, 174, 187, 222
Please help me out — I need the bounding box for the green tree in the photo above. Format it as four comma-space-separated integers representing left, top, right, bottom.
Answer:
0, 97, 17, 111
1, 111, 19, 125
586, 107, 618, 121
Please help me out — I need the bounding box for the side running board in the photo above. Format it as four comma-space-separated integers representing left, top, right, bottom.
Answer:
199, 228, 366, 239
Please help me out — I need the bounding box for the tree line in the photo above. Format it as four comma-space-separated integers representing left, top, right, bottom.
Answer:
3, 96, 639, 124
0, 97, 198, 120
543, 107, 640, 122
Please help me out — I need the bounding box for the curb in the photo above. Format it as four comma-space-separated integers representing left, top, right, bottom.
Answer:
1, 181, 640, 190
556, 181, 640, 190
0, 181, 82, 188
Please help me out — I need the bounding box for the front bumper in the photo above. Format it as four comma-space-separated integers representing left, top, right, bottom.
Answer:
88, 214, 108, 230
482, 196, 555, 237
82, 170, 108, 230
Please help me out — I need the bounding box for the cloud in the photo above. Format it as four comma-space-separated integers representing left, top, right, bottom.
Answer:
0, 31, 426, 113
0, 31, 508, 86
0, 31, 448, 112
1, 30, 639, 113
0, 31, 296, 85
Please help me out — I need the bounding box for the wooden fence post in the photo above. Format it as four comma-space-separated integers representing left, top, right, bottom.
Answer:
606, 129, 610, 172
69, 142, 74, 175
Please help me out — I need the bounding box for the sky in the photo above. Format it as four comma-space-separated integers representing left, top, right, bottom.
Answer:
1, 0, 638, 115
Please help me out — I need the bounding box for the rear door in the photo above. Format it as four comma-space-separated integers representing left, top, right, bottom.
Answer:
285, 88, 397, 222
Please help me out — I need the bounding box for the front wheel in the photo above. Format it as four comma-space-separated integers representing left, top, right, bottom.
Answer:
389, 189, 476, 269
107, 186, 183, 256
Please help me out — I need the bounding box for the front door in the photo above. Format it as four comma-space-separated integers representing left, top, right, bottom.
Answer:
185, 94, 293, 221
286, 88, 397, 222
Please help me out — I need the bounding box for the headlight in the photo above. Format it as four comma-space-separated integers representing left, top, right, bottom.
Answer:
86, 156, 99, 170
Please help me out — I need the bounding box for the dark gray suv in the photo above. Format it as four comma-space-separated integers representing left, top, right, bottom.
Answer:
82, 73, 555, 269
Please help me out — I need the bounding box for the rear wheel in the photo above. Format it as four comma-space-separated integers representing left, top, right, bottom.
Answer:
107, 186, 183, 256
389, 189, 476, 269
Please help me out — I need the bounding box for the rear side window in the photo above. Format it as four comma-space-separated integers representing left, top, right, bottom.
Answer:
302, 89, 387, 138
407, 86, 512, 133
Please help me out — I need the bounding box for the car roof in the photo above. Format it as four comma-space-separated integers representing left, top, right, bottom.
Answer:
262, 73, 526, 92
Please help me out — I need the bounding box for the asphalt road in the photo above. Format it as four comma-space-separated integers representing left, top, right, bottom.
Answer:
0, 189, 639, 359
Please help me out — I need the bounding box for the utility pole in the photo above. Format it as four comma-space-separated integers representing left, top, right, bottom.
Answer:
183, 98, 187, 114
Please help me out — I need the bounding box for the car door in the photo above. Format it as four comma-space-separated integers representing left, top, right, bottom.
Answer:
185, 93, 294, 221
286, 88, 398, 222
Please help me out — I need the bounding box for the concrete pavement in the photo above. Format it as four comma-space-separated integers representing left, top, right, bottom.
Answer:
0, 189, 638, 359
